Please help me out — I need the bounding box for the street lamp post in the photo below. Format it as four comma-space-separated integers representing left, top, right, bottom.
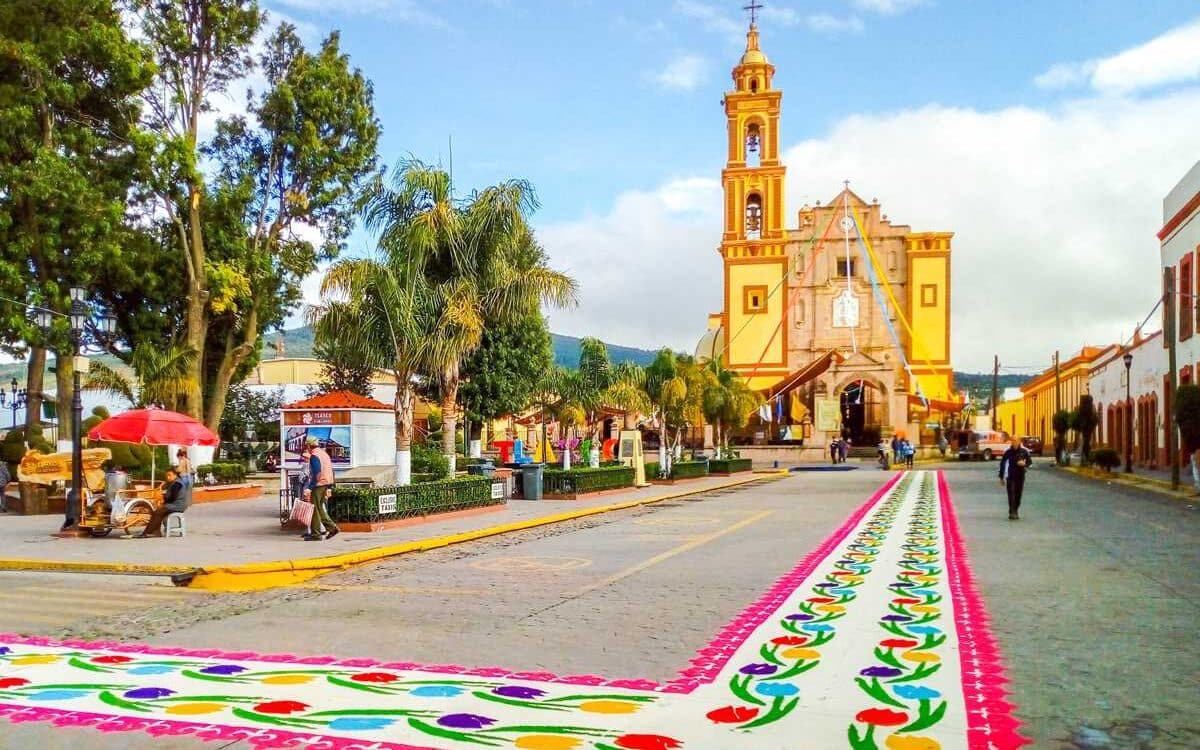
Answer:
36, 288, 115, 531
0, 379, 27, 429
1123, 351, 1133, 474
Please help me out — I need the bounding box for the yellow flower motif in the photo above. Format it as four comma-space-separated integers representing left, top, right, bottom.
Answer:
781, 647, 821, 660
578, 700, 641, 714
165, 703, 227, 715
10, 655, 60, 665
816, 604, 845, 613
842, 575, 863, 583
902, 651, 941, 663
515, 736, 583, 750
910, 604, 940, 613
261, 674, 315, 684
885, 734, 941, 750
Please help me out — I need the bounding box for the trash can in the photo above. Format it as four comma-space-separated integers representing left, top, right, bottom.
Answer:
467, 462, 496, 479
520, 463, 545, 501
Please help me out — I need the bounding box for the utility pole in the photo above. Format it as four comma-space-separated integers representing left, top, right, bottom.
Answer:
1165, 267, 1179, 489
991, 355, 999, 432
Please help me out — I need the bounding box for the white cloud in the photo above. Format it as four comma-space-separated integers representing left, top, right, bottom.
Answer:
534, 90, 1200, 372
1036, 17, 1200, 94
267, 0, 447, 27
673, 0, 740, 36
807, 13, 864, 34
849, 0, 926, 15
651, 54, 709, 90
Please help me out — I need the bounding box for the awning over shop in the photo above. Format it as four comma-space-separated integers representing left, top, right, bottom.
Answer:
759, 350, 844, 400
907, 394, 968, 412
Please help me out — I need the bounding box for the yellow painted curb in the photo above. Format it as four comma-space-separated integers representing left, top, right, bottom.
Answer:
0, 559, 193, 577
182, 472, 781, 591
1060, 465, 1198, 502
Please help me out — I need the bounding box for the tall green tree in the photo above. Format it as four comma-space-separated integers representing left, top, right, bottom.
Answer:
312, 337, 376, 398
84, 344, 196, 408
1075, 394, 1099, 466
702, 359, 763, 459
0, 0, 153, 433
135, 2, 379, 430
457, 313, 554, 453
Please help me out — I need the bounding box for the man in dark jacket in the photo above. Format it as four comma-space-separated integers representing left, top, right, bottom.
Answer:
139, 467, 190, 538
998, 437, 1032, 520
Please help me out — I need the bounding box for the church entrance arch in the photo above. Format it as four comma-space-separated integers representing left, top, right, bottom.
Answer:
836, 376, 888, 446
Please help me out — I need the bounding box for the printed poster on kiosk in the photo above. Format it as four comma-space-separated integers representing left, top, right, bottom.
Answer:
282, 410, 352, 468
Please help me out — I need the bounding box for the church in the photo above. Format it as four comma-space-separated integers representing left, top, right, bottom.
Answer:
694, 16, 962, 452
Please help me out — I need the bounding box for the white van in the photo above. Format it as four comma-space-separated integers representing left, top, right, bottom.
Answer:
958, 430, 1010, 461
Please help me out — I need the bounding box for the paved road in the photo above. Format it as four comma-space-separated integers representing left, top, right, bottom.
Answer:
0, 465, 1196, 749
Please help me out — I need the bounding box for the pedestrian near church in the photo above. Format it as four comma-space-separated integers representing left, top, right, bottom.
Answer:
139, 467, 190, 538
998, 436, 1032, 520
903, 439, 915, 469
304, 436, 339, 541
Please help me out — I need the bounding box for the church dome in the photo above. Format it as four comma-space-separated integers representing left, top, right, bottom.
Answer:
740, 26, 769, 65
695, 325, 725, 363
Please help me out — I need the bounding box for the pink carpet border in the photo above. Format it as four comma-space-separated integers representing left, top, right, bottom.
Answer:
937, 469, 1032, 749
0, 471, 903, 698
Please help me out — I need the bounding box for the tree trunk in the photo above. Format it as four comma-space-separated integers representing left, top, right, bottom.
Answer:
715, 418, 723, 459
24, 347, 46, 433
205, 311, 257, 432
55, 352, 73, 449
394, 376, 415, 486
440, 369, 459, 478
182, 184, 208, 421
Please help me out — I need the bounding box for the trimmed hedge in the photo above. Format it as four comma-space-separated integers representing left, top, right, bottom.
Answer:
197, 462, 246, 484
544, 465, 635, 495
1090, 447, 1120, 472
327, 476, 499, 523
644, 460, 709, 480
709, 458, 753, 474
671, 460, 709, 479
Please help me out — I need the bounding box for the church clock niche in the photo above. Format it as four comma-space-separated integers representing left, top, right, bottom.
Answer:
745, 193, 763, 239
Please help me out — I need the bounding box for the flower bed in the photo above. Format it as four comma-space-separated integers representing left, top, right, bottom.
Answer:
328, 476, 500, 525
196, 462, 247, 484
543, 465, 635, 497
709, 458, 753, 475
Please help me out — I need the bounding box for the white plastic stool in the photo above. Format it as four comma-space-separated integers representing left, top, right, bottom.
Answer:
165, 513, 186, 538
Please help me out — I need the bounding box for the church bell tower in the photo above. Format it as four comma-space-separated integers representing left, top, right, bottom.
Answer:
720, 16, 789, 387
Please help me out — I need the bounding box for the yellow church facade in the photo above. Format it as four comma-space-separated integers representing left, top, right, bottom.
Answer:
696, 21, 959, 447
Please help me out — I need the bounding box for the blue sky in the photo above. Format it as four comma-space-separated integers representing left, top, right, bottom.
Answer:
271, 1, 1200, 371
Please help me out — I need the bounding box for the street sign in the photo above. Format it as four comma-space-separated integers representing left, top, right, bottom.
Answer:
377, 494, 396, 514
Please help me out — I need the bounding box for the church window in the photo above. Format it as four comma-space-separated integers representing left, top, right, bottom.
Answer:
1181, 254, 1193, 340
743, 285, 768, 314
795, 299, 806, 325
836, 259, 856, 278
887, 251, 897, 270
794, 251, 806, 276
745, 123, 761, 167
921, 284, 938, 307
745, 193, 763, 239
750, 78, 759, 93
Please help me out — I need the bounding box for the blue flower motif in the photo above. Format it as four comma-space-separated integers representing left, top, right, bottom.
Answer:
410, 685, 464, 697
893, 685, 942, 700
129, 665, 176, 675
754, 682, 800, 697
785, 614, 814, 621
200, 664, 247, 675
124, 687, 174, 700
0, 647, 10, 655
906, 625, 943, 635
327, 717, 396, 730
860, 666, 903, 678
27, 690, 89, 701
826, 587, 855, 596
907, 588, 939, 597
801, 623, 833, 632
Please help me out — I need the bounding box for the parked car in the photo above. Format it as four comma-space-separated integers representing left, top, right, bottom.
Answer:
957, 430, 1010, 461
1020, 436, 1043, 455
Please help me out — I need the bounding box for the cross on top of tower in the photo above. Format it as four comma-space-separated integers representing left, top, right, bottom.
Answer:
743, 1, 763, 26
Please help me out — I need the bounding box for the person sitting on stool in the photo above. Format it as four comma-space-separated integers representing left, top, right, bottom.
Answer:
139, 467, 190, 538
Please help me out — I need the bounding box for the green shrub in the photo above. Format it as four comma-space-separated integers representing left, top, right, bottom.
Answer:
1091, 448, 1120, 472
543, 465, 635, 495
644, 461, 660, 479
412, 442, 449, 477
197, 462, 247, 484
709, 458, 752, 474
328, 476, 498, 523
670, 460, 709, 479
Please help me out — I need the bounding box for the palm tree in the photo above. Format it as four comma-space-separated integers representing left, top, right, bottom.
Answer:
407, 163, 576, 476
702, 359, 763, 459
85, 344, 196, 409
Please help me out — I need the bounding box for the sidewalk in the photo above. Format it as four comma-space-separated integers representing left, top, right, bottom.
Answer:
1059, 462, 1200, 501
0, 473, 776, 588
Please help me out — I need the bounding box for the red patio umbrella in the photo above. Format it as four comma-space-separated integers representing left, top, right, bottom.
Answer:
88, 408, 220, 481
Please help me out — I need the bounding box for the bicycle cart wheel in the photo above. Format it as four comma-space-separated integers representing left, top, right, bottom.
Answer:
123, 501, 154, 537
87, 527, 113, 537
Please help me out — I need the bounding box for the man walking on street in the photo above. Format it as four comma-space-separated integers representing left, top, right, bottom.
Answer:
998, 435, 1032, 520
305, 436, 339, 541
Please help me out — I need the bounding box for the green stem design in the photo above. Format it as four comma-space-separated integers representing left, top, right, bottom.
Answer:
471, 690, 571, 711
180, 670, 251, 684
848, 722, 880, 750
542, 693, 656, 704
407, 717, 505, 746
326, 675, 394, 694
761, 658, 819, 681
898, 699, 947, 733
737, 695, 800, 730
854, 677, 907, 708
98, 691, 151, 713
872, 647, 904, 670
150, 695, 267, 703
728, 674, 766, 706
478, 724, 612, 736
67, 658, 111, 673
306, 708, 439, 718
887, 662, 942, 684
230, 707, 325, 728
760, 643, 785, 665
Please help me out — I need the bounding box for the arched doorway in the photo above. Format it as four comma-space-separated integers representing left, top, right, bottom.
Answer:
837, 377, 887, 445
